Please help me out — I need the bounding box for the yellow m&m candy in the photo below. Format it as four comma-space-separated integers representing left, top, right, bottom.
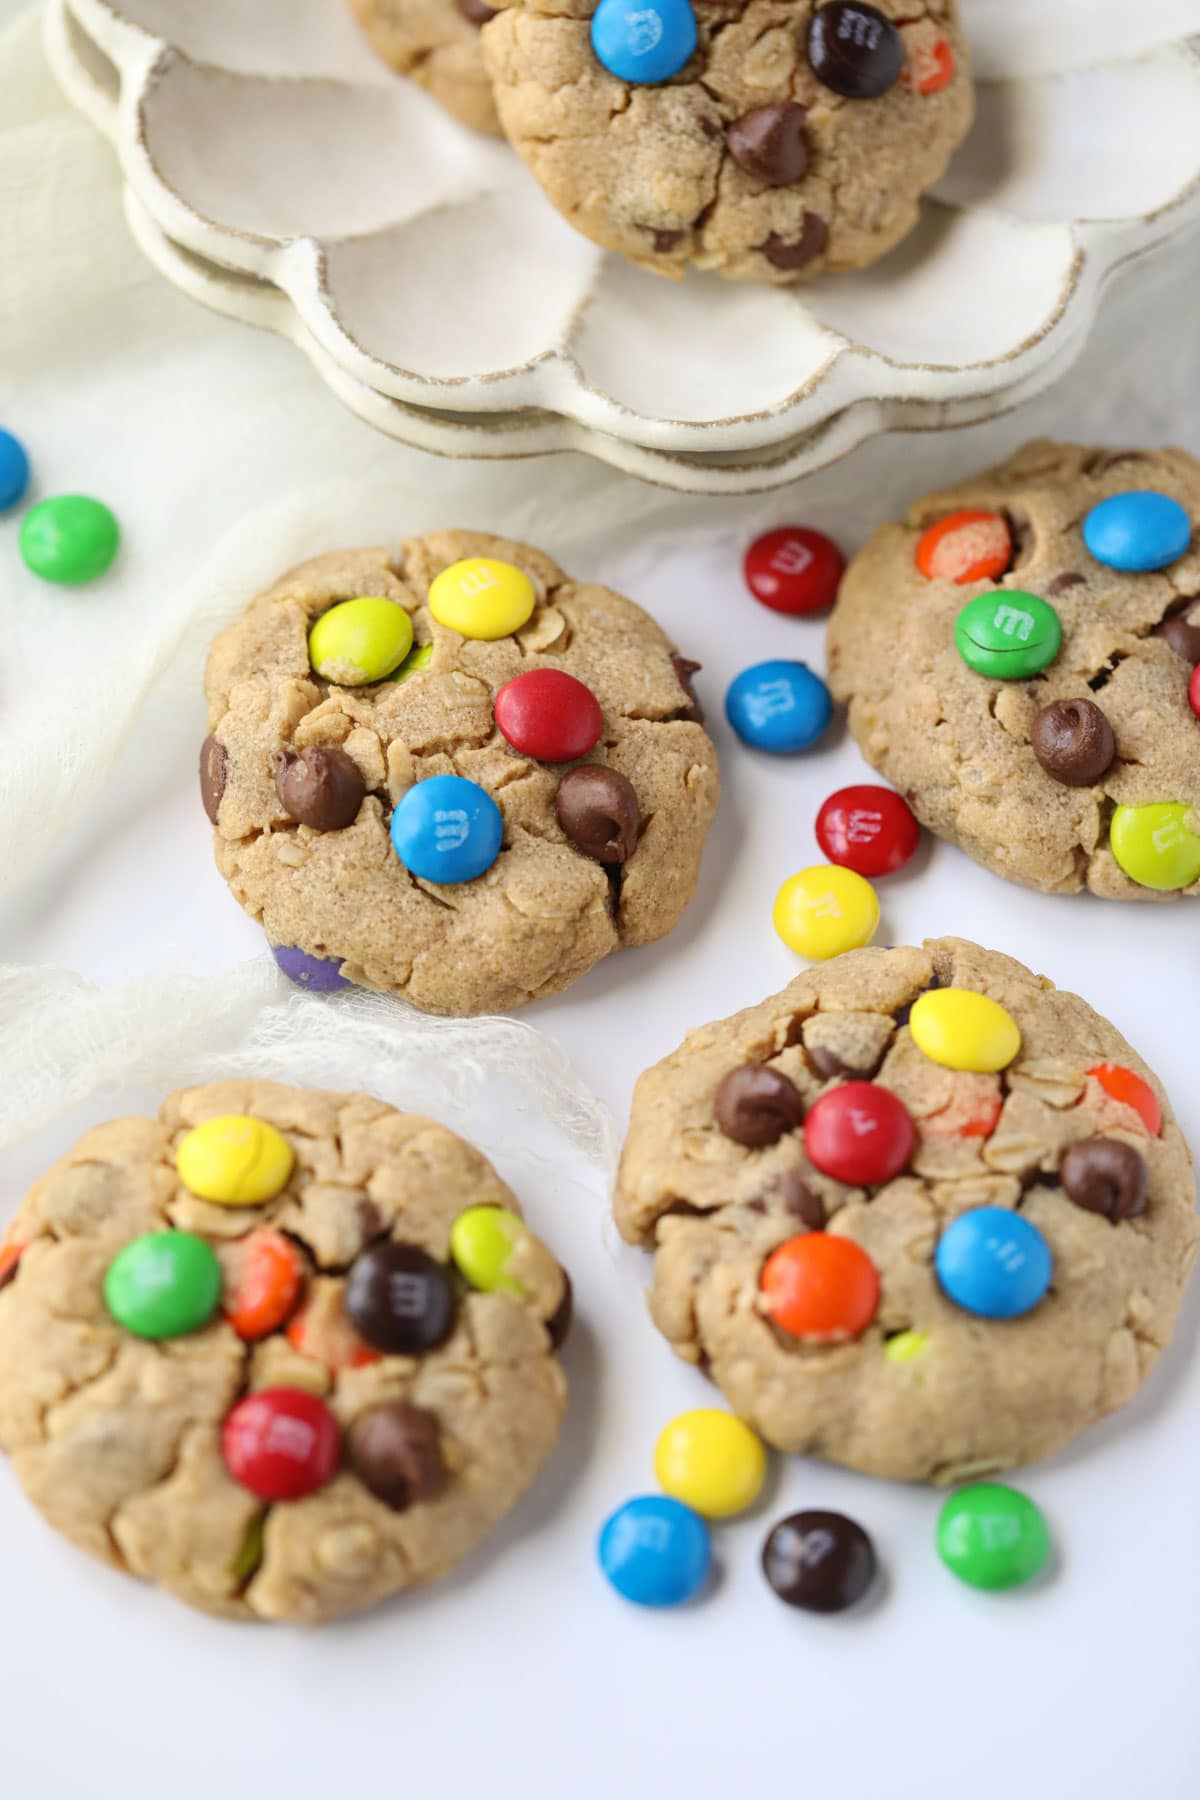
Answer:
429, 558, 536, 641
910, 989, 1020, 1073
773, 865, 879, 960
1110, 802, 1200, 892
176, 1115, 295, 1207
654, 1409, 767, 1519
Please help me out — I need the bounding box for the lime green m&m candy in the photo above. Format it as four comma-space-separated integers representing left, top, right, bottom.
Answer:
937, 1483, 1050, 1591
104, 1231, 222, 1340
176, 1115, 295, 1206
20, 495, 119, 584
392, 641, 433, 681
449, 1205, 566, 1324
1110, 802, 1200, 892
308, 597, 413, 685
955, 590, 1061, 679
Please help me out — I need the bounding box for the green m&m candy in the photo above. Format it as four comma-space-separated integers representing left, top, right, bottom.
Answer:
308, 597, 413, 686
392, 641, 434, 681
104, 1231, 222, 1340
936, 1483, 1050, 1591
955, 590, 1061, 679
20, 495, 119, 584
1110, 802, 1200, 892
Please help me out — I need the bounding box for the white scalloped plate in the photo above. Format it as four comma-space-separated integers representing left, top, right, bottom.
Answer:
46, 0, 1200, 490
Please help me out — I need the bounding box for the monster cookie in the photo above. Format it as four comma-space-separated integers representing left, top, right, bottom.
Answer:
482, 0, 973, 283
0, 1082, 570, 1622
828, 440, 1200, 898
201, 532, 719, 1014
616, 939, 1197, 1482
348, 0, 503, 135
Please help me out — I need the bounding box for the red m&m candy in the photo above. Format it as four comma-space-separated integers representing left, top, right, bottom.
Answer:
494, 669, 604, 762
222, 1387, 341, 1501
744, 527, 844, 616
815, 785, 920, 877
1189, 663, 1200, 720
804, 1081, 914, 1186
760, 1233, 879, 1341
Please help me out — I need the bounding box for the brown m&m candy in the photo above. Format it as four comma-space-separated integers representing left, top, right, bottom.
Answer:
275, 746, 366, 831
1031, 699, 1116, 787
200, 735, 228, 824
1060, 1136, 1148, 1223
345, 1242, 456, 1354
348, 1401, 445, 1511
1156, 609, 1200, 666
808, 3, 904, 100
556, 765, 640, 863
714, 1064, 804, 1148
727, 104, 809, 186
762, 1509, 877, 1612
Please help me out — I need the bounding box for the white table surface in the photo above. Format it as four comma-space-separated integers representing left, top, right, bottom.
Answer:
2, 4, 1199, 1795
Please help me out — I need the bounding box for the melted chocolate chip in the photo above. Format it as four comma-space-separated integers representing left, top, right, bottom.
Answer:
348, 1402, 445, 1511
759, 214, 828, 272
727, 103, 809, 186
762, 1510, 877, 1612
1156, 609, 1200, 667
199, 735, 228, 825
1060, 1136, 1148, 1224
555, 765, 641, 863
1030, 698, 1116, 787
807, 3, 903, 99
714, 1064, 804, 1148
777, 1169, 825, 1229
545, 1269, 573, 1349
345, 1243, 456, 1354
670, 654, 705, 724
1085, 449, 1152, 475
458, 0, 497, 23
651, 228, 684, 253
275, 746, 366, 831
1045, 572, 1086, 598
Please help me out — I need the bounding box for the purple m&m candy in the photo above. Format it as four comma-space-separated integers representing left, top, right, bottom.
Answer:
271, 945, 351, 993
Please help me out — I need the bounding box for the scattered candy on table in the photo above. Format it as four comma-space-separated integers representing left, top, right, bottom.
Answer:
19, 493, 119, 583
936, 1484, 1050, 1591
743, 526, 844, 615
222, 1229, 305, 1340
598, 1495, 711, 1606
176, 1114, 295, 1206
308, 596, 413, 685
909, 989, 1021, 1073
1082, 490, 1191, 572
760, 1232, 880, 1342
815, 785, 920, 877
589, 0, 697, 84
762, 1509, 877, 1612
390, 772, 504, 883
0, 427, 30, 512
935, 1207, 1052, 1320
803, 1080, 915, 1185
654, 1409, 767, 1519
344, 1241, 456, 1353
955, 590, 1062, 679
271, 944, 352, 991
494, 668, 604, 761
222, 1387, 341, 1501
1109, 801, 1200, 891
428, 556, 536, 639
725, 658, 833, 753
1087, 1062, 1161, 1136
914, 509, 1011, 585
104, 1230, 222, 1340
773, 864, 879, 960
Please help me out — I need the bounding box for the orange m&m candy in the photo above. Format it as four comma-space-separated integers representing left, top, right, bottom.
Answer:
915, 511, 1012, 586
760, 1233, 880, 1342
1088, 1064, 1162, 1137
222, 1229, 305, 1341
908, 36, 955, 95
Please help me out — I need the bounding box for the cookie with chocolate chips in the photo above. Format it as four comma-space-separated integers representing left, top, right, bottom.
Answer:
616, 939, 1197, 1482
202, 530, 718, 1014
828, 439, 1200, 899
481, 0, 972, 283
348, 0, 503, 135
0, 1081, 570, 1622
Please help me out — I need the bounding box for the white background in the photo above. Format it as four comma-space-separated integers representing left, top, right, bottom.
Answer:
2, 4, 1200, 1796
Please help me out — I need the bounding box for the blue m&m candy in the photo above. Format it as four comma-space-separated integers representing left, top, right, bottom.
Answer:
598, 1495, 710, 1607
0, 429, 30, 512
1083, 490, 1191, 573
390, 773, 503, 884
590, 0, 697, 83
725, 659, 833, 754
935, 1207, 1052, 1320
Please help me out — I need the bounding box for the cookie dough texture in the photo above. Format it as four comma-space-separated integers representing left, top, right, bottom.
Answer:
828, 440, 1200, 899
482, 0, 972, 283
203, 531, 719, 1015
349, 0, 502, 135
0, 1082, 568, 1622
616, 939, 1197, 1482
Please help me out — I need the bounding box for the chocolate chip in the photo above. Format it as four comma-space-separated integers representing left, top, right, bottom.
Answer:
777, 1169, 825, 1229
808, 1044, 852, 1081
1045, 571, 1085, 598
1085, 449, 1151, 475
1060, 1136, 1148, 1223
726, 103, 809, 186
275, 746, 365, 832
698, 115, 722, 140
344, 1243, 456, 1354
458, 0, 497, 22
1156, 610, 1200, 667
1030, 699, 1116, 787
199, 735, 228, 825
555, 765, 641, 864
348, 1402, 445, 1511
807, 3, 903, 99
651, 228, 684, 253
714, 1064, 804, 1148
546, 1269, 573, 1349
759, 214, 828, 271
762, 1510, 877, 1612
670, 654, 705, 724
